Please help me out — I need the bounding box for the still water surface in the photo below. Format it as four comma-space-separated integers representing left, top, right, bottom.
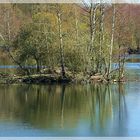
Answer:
0, 55, 140, 136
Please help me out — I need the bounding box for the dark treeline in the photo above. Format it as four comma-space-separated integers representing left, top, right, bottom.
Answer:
0, 3, 139, 82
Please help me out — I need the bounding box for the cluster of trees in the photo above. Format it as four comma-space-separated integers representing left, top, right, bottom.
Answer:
0, 4, 139, 80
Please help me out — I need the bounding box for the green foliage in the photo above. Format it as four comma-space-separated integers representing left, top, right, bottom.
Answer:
13, 23, 49, 71
0, 3, 135, 80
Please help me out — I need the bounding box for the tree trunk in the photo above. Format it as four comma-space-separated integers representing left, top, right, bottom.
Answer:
36, 60, 40, 73
89, 3, 98, 73
57, 6, 66, 78
136, 39, 140, 51
97, 3, 105, 73
74, 5, 79, 44
7, 10, 11, 42
89, 2, 94, 52
107, 4, 116, 79
118, 44, 121, 80
6, 46, 30, 75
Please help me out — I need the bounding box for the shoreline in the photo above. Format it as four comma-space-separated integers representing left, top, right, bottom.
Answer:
0, 73, 127, 84
128, 48, 140, 54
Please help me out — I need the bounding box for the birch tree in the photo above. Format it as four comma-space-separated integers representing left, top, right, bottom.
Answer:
98, 3, 105, 72
107, 4, 116, 79
82, 1, 99, 74
56, 4, 66, 78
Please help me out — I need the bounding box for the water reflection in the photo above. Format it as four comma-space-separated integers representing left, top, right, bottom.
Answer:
0, 83, 129, 136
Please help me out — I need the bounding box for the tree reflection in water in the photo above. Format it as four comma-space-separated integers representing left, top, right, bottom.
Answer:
0, 83, 127, 135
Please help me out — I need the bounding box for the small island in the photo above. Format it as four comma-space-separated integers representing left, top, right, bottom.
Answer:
0, 4, 136, 84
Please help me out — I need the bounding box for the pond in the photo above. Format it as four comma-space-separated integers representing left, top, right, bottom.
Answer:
0, 55, 140, 136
